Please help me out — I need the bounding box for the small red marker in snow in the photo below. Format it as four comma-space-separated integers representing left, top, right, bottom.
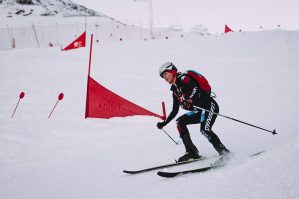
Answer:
58, 93, 64, 100
11, 92, 25, 118
48, 93, 64, 118
19, 92, 25, 99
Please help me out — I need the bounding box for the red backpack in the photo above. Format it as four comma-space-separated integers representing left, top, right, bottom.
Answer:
184, 70, 211, 93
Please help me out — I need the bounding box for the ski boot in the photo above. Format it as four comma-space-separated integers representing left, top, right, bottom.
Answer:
178, 151, 202, 162
177, 133, 202, 162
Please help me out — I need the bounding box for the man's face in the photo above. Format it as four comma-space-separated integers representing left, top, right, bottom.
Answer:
162, 71, 175, 84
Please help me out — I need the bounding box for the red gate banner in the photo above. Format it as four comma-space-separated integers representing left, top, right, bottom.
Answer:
62, 31, 86, 51
85, 76, 164, 119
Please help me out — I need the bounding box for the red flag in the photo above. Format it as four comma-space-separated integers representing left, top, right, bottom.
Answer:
85, 76, 163, 119
62, 31, 86, 51
224, 25, 233, 33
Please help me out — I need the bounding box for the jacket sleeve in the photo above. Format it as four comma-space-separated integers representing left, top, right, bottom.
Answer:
164, 92, 180, 124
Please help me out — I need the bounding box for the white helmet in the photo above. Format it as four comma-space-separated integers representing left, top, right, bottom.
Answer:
159, 62, 177, 77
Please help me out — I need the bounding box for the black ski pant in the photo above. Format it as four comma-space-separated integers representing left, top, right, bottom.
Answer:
176, 98, 229, 155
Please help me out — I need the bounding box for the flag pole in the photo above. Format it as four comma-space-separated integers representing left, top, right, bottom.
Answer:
162, 102, 166, 120
88, 34, 93, 76
85, 34, 93, 118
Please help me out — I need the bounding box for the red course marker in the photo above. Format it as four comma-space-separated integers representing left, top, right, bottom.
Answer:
48, 93, 64, 118
58, 93, 64, 100
11, 92, 25, 118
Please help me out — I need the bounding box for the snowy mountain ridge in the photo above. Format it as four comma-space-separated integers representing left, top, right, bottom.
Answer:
0, 0, 111, 18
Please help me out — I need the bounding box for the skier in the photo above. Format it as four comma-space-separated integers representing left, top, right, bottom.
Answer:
156, 62, 231, 162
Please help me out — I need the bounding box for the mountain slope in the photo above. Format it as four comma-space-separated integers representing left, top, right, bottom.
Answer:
0, 0, 111, 18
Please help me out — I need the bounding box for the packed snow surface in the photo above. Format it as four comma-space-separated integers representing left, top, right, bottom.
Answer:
1, 30, 299, 199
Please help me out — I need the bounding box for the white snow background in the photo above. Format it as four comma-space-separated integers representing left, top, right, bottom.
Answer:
1, 29, 299, 199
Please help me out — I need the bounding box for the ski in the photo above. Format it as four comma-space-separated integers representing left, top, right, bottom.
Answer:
123, 157, 206, 174
157, 151, 265, 178
157, 162, 225, 178
249, 151, 265, 157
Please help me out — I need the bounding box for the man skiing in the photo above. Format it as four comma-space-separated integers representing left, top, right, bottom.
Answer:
156, 62, 231, 162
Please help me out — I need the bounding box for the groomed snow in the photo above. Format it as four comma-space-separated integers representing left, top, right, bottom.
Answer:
0, 30, 299, 199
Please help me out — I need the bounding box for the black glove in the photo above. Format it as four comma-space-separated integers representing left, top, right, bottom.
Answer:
156, 121, 166, 129
182, 99, 193, 109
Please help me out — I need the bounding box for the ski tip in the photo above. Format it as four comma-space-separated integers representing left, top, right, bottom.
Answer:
249, 151, 265, 157
123, 170, 137, 174
272, 129, 277, 135
157, 171, 180, 178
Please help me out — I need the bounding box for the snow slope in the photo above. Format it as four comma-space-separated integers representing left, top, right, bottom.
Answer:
0, 30, 299, 199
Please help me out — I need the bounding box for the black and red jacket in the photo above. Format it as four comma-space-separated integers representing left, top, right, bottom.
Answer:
164, 72, 211, 124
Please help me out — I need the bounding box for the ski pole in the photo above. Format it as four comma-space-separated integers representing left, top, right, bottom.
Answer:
161, 128, 180, 145
193, 105, 277, 135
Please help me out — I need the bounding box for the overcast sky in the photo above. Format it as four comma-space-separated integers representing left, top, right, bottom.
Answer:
75, 0, 299, 33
